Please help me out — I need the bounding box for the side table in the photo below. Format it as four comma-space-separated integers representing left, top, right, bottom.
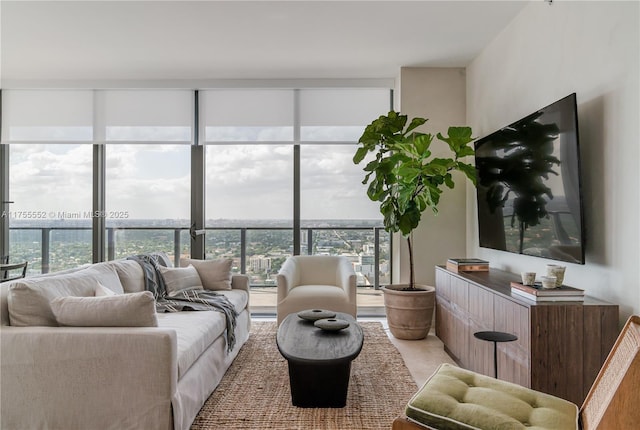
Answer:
473, 331, 518, 379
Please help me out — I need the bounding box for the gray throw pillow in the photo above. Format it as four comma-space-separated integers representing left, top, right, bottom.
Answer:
158, 264, 204, 296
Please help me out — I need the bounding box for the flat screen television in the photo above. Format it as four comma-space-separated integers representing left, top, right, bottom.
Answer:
474, 93, 585, 264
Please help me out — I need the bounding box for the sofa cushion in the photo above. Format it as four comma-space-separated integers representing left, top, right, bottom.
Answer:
95, 282, 117, 296
157, 311, 226, 378
7, 264, 124, 327
215, 289, 249, 314
100, 260, 146, 293
406, 363, 578, 430
159, 265, 204, 296
180, 258, 232, 290
51, 291, 158, 327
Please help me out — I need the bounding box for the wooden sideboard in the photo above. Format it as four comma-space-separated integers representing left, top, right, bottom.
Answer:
435, 266, 619, 405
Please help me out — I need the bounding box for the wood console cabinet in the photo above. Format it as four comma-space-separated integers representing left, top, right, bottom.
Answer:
435, 266, 619, 405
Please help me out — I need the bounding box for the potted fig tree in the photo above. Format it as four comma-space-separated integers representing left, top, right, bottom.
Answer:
353, 111, 476, 339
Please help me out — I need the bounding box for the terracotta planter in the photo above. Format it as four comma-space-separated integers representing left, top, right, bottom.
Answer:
382, 284, 435, 340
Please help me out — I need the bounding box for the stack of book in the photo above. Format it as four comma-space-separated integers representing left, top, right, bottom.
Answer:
510, 282, 585, 302
446, 258, 489, 273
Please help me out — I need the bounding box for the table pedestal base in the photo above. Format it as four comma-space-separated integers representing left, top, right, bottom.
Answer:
287, 361, 351, 408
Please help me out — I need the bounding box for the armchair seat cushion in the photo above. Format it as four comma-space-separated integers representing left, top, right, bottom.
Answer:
281, 285, 349, 311
406, 363, 578, 430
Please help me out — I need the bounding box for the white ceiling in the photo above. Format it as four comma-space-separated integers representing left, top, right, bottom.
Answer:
1, 1, 530, 83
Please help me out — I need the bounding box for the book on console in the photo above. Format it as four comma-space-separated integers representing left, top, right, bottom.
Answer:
511, 287, 585, 302
446, 258, 489, 273
510, 282, 584, 296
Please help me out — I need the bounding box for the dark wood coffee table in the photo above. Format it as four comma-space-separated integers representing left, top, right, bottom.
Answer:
276, 312, 364, 408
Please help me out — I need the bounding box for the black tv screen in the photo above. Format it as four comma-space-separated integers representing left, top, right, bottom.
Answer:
474, 93, 585, 264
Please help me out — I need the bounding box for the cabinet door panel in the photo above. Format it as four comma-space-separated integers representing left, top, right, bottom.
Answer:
451, 308, 469, 367
468, 285, 494, 329
468, 318, 494, 375
435, 300, 451, 345
494, 295, 531, 386
450, 277, 468, 312
435, 268, 451, 301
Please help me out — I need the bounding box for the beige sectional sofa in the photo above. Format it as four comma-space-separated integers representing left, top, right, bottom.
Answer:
0, 258, 251, 430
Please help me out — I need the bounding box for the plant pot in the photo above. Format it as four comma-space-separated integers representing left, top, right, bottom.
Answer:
382, 284, 435, 340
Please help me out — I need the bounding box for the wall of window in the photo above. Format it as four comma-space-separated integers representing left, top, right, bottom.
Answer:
1, 86, 391, 288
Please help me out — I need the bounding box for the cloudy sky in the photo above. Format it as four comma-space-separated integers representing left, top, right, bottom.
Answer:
8, 141, 381, 224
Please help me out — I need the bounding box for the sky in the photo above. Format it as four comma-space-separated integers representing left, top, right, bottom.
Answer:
7, 141, 381, 223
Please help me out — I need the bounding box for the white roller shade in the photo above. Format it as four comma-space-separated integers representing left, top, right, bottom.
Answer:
201, 89, 294, 142
101, 90, 193, 142
1, 90, 94, 143
299, 89, 390, 142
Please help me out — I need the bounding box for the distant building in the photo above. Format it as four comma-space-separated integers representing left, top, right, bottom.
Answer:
249, 255, 272, 273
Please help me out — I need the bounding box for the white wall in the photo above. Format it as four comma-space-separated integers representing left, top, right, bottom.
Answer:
466, 1, 640, 324
395, 67, 468, 286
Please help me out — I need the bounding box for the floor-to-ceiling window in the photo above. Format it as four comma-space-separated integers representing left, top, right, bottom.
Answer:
2, 90, 94, 273
102, 90, 192, 264
202, 89, 294, 284
299, 89, 391, 287
1, 85, 391, 311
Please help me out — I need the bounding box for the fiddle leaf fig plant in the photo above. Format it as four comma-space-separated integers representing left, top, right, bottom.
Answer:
353, 111, 477, 289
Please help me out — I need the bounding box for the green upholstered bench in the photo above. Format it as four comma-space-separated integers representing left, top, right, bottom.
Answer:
393, 315, 640, 430
405, 363, 578, 430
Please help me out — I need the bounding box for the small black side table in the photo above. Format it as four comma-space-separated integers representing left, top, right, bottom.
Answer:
473, 331, 518, 378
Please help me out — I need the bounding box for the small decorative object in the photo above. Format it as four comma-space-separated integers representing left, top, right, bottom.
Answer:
297, 309, 336, 321
540, 276, 557, 289
546, 264, 566, 287
314, 318, 350, 331
520, 272, 536, 286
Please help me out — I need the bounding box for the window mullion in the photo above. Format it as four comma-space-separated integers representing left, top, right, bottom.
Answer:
293, 89, 301, 256
93, 90, 106, 262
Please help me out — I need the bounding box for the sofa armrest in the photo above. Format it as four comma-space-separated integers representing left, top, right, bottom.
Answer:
0, 326, 177, 430
231, 274, 250, 293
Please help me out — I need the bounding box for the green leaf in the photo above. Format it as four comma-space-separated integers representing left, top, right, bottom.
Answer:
353, 146, 370, 164
404, 117, 427, 135
457, 162, 477, 185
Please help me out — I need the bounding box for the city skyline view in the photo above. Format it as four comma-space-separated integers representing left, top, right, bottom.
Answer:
7, 217, 391, 288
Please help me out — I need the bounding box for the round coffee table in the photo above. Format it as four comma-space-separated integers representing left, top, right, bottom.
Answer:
276, 311, 363, 408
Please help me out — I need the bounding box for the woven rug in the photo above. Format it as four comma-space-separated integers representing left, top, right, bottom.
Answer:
191, 321, 418, 430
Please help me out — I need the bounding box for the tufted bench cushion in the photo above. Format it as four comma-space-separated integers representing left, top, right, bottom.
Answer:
406, 363, 578, 430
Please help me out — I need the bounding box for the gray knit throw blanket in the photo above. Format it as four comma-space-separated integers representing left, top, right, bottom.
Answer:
127, 253, 237, 352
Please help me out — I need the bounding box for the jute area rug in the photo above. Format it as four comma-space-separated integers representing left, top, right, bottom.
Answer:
191, 321, 418, 430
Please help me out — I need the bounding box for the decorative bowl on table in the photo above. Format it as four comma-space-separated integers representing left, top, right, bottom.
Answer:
314, 318, 350, 332
297, 309, 336, 321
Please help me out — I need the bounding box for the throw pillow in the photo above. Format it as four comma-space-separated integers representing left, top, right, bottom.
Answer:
7, 265, 125, 326
50, 291, 158, 327
180, 258, 233, 290
95, 282, 117, 296
158, 264, 204, 296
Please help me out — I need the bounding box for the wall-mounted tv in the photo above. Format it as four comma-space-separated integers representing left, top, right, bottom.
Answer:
474, 93, 585, 264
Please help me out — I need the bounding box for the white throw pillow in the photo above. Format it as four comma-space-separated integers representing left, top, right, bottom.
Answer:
50, 291, 158, 327
179, 258, 233, 290
158, 264, 204, 296
95, 282, 117, 296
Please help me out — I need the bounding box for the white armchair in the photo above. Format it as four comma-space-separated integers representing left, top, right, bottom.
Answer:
276, 255, 357, 325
